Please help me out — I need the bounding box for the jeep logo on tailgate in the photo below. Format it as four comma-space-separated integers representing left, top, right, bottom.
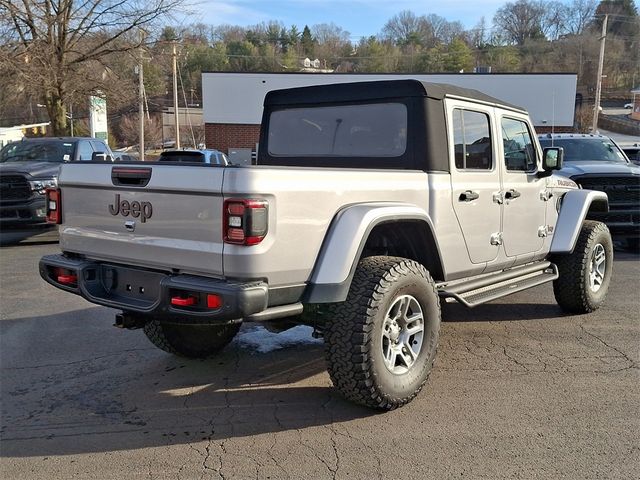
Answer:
108, 194, 153, 223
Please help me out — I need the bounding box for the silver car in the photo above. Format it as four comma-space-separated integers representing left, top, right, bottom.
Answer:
158, 148, 229, 165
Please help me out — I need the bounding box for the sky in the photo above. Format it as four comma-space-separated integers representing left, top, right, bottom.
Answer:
188, 0, 507, 39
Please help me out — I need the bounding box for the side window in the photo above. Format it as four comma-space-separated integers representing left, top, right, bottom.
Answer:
77, 141, 95, 161
90, 141, 106, 153
501, 118, 537, 172
452, 109, 492, 170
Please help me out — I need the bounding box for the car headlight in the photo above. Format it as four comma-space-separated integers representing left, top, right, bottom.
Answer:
28, 177, 57, 195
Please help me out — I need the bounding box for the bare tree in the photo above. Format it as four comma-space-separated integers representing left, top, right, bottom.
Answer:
493, 0, 548, 45
382, 11, 466, 49
562, 0, 598, 35
118, 113, 162, 150
312, 23, 352, 65
471, 16, 490, 48
382, 10, 427, 46
0, 0, 182, 135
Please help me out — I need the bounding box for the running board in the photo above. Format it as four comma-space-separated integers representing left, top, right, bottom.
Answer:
438, 262, 559, 308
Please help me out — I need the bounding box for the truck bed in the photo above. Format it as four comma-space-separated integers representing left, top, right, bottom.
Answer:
57, 163, 439, 288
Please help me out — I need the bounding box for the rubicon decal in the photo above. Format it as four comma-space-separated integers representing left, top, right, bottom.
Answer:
108, 194, 153, 223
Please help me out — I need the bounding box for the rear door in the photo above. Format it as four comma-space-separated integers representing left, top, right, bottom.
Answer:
58, 163, 226, 277
447, 101, 502, 264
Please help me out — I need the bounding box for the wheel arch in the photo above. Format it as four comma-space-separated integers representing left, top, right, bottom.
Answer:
303, 203, 445, 303
550, 189, 609, 254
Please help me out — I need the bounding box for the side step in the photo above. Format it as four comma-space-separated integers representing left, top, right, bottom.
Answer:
438, 262, 559, 308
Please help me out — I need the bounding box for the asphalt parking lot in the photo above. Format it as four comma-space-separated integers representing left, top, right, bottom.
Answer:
1, 240, 639, 479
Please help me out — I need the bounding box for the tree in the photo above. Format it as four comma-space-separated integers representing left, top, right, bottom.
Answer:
226, 40, 260, 71
0, 0, 182, 135
354, 36, 400, 72
592, 0, 639, 37
382, 10, 427, 46
381, 11, 467, 50
312, 23, 352, 67
481, 45, 522, 72
444, 39, 474, 72
301, 25, 315, 56
561, 0, 598, 35
118, 113, 163, 150
493, 0, 549, 45
471, 17, 491, 49
425, 14, 465, 45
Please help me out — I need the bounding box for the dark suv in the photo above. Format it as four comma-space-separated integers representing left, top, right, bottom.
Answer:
0, 137, 113, 230
538, 133, 640, 249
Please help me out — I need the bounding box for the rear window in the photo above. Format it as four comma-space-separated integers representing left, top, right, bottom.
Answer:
539, 138, 627, 163
267, 103, 407, 157
158, 151, 206, 163
0, 140, 75, 163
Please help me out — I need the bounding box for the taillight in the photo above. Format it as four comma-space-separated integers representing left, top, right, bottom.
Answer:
168, 292, 223, 310
223, 199, 268, 246
170, 295, 198, 307
52, 267, 77, 287
45, 188, 62, 224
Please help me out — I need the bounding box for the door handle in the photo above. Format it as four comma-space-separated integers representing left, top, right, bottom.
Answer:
505, 189, 521, 200
459, 190, 479, 202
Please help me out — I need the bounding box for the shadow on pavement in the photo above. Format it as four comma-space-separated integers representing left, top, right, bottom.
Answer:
442, 302, 571, 322
0, 227, 58, 246
0, 309, 376, 457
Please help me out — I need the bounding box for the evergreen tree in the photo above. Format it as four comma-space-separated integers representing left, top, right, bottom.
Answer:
301, 25, 315, 56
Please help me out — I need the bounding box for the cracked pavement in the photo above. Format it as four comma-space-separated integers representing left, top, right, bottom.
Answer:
1, 242, 638, 479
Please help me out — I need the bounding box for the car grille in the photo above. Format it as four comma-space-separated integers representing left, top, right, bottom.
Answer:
575, 176, 640, 206
0, 208, 32, 219
0, 175, 31, 202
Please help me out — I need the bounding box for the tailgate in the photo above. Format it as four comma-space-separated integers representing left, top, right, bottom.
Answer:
58, 164, 225, 277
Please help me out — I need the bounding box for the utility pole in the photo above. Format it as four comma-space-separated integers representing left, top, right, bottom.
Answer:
172, 41, 180, 149
138, 29, 145, 161
592, 14, 608, 133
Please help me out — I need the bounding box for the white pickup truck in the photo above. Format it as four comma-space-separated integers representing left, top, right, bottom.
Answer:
40, 80, 612, 409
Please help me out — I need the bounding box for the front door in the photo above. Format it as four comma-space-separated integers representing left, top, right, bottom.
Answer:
448, 103, 502, 264
499, 115, 547, 257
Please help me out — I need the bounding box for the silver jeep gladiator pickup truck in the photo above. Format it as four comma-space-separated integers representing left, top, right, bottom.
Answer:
40, 80, 612, 409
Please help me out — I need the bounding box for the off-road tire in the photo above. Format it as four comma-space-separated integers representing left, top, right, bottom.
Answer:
143, 321, 241, 358
552, 220, 613, 314
323, 256, 441, 410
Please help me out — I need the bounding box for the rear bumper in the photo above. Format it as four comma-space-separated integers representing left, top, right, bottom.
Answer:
39, 254, 268, 324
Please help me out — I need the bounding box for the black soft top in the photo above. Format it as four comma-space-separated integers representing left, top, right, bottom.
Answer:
264, 79, 524, 112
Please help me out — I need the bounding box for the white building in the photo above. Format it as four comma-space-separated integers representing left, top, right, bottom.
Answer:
0, 123, 50, 149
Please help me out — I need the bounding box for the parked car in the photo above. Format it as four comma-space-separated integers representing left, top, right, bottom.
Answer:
624, 103, 634, 109
113, 151, 138, 162
621, 144, 640, 165
0, 137, 113, 230
41, 80, 613, 410
538, 133, 640, 250
158, 148, 228, 165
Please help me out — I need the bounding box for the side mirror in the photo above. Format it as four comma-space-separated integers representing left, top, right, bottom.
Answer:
91, 152, 113, 162
539, 147, 563, 176
92, 151, 107, 162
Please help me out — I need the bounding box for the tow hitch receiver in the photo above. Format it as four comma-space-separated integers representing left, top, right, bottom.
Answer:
114, 313, 146, 330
